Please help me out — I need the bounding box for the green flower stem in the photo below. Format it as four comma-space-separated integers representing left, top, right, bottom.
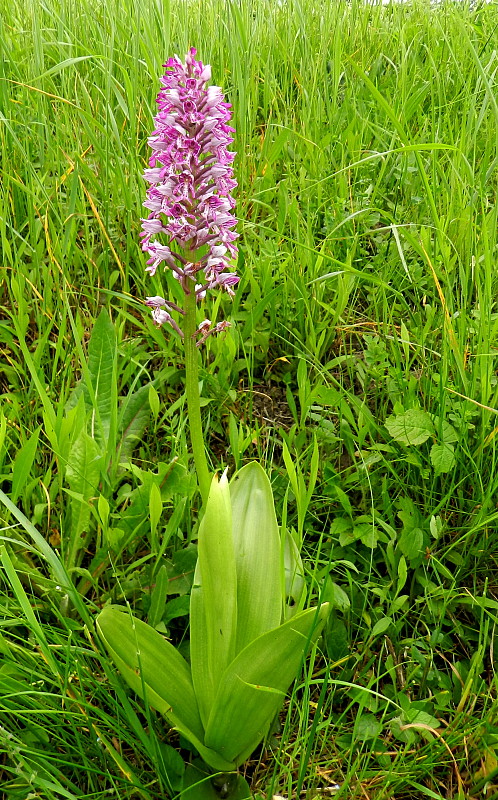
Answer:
183, 284, 211, 505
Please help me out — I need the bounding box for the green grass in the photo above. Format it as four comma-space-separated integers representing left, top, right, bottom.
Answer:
2, 0, 498, 796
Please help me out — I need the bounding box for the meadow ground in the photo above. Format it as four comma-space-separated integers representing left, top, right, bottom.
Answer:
1, 0, 498, 797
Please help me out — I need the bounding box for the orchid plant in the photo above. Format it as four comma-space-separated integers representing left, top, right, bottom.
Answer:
96, 49, 329, 799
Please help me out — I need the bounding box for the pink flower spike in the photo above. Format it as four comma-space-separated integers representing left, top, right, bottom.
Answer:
140, 47, 239, 339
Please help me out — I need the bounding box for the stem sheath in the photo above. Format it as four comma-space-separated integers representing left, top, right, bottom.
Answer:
183, 285, 211, 505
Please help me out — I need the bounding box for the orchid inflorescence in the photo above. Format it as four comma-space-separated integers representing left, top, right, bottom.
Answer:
140, 47, 239, 342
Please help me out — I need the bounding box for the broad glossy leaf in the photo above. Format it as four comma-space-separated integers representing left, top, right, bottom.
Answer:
181, 763, 220, 800
204, 603, 329, 764
98, 608, 236, 772
190, 561, 210, 727
190, 473, 237, 728
97, 606, 203, 741
230, 463, 281, 652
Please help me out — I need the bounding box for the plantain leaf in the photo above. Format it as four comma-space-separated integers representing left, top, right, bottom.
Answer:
64, 429, 102, 570
117, 383, 150, 464
190, 472, 237, 728
204, 603, 329, 764
230, 462, 282, 653
85, 308, 117, 448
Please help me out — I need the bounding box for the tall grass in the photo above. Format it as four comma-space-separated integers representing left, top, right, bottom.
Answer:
1, 0, 498, 797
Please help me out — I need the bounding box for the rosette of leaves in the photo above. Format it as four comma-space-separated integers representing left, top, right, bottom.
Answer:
97, 463, 329, 796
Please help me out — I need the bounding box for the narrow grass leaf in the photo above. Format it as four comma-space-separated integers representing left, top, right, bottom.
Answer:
0, 489, 89, 623
283, 533, 306, 618
10, 426, 40, 504
33, 55, 98, 81
148, 563, 169, 629
0, 545, 57, 674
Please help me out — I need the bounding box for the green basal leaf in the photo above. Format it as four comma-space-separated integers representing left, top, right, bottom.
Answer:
97, 606, 203, 741
230, 462, 282, 652
204, 603, 329, 764
97, 606, 237, 772
190, 472, 237, 728
190, 560, 210, 727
